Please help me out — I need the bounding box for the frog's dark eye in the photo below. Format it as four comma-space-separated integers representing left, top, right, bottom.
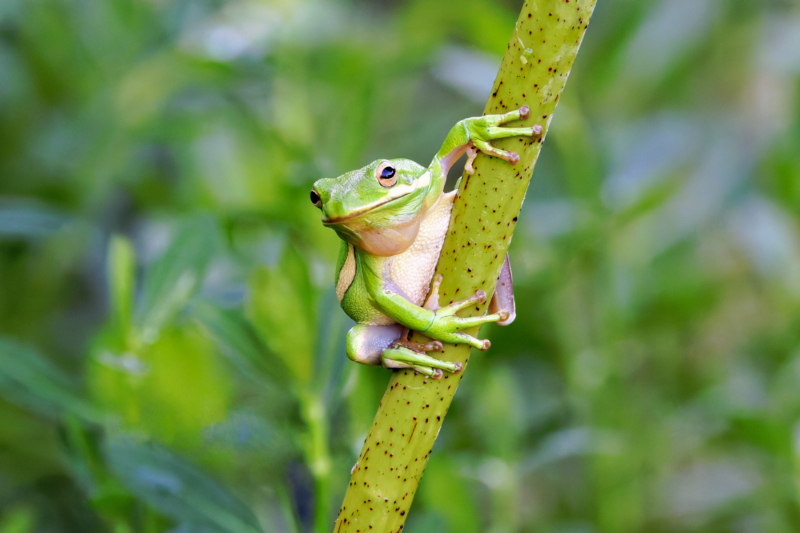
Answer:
376, 161, 397, 187
310, 189, 322, 208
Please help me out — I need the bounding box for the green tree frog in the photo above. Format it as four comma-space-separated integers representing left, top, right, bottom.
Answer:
311, 106, 534, 379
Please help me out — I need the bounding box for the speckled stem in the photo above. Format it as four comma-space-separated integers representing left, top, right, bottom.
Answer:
332, 1, 596, 531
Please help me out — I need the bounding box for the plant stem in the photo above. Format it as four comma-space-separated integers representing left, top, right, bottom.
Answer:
332, 1, 597, 531
300, 391, 332, 533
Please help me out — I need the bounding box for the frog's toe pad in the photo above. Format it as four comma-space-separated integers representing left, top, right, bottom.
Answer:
423, 341, 444, 352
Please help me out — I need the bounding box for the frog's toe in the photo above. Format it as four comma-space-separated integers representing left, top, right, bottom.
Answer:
426, 340, 444, 352
472, 139, 522, 166
441, 290, 487, 315
393, 338, 443, 353
382, 345, 462, 376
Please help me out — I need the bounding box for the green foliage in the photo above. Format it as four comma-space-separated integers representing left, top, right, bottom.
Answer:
1, 0, 800, 532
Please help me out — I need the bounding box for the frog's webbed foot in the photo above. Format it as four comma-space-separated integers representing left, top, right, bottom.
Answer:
465, 106, 543, 169
381, 326, 457, 379
346, 323, 460, 379
464, 145, 479, 175
382, 343, 461, 380
423, 274, 443, 310
422, 273, 511, 352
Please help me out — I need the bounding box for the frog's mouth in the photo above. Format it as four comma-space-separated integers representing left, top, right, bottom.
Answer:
321, 192, 412, 225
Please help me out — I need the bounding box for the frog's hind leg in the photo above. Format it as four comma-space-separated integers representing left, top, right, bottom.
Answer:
379, 273, 460, 379
346, 324, 458, 378
346, 324, 406, 366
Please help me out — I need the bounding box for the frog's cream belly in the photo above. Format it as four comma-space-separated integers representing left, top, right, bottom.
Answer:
342, 191, 456, 328
387, 190, 455, 307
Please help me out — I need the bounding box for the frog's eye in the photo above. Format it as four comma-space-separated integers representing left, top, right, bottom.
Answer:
310, 189, 322, 208
376, 161, 397, 188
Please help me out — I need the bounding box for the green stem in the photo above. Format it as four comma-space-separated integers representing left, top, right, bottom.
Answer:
300, 391, 333, 533
332, 1, 597, 531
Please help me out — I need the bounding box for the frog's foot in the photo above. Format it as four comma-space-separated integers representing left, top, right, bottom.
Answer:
465, 106, 542, 167
427, 287, 511, 351
394, 338, 444, 353
465, 145, 479, 175
423, 273, 444, 310
382, 343, 462, 380
421, 273, 511, 351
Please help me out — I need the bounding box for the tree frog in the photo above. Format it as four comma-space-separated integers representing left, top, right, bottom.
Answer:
311, 106, 534, 379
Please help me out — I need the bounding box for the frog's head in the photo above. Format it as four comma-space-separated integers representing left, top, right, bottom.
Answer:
311, 159, 431, 256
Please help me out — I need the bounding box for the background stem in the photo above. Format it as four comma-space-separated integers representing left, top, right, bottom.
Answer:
300, 392, 332, 533
332, 0, 597, 531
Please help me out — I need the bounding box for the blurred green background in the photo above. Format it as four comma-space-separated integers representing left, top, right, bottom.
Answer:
1, 0, 800, 531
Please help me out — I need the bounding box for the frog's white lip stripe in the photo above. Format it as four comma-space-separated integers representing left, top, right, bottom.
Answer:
322, 171, 431, 225
323, 193, 409, 224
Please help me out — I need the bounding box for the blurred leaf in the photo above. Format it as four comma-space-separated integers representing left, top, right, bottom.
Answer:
192, 299, 291, 390
104, 436, 264, 533
0, 506, 35, 533
247, 245, 316, 385
417, 457, 479, 533
136, 217, 221, 344
0, 199, 69, 239
0, 337, 102, 422
89, 324, 232, 443
108, 234, 136, 344
471, 365, 525, 458
520, 427, 623, 474
311, 288, 349, 407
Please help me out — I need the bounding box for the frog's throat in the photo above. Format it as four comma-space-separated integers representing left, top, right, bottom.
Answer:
321, 171, 431, 225
329, 214, 422, 256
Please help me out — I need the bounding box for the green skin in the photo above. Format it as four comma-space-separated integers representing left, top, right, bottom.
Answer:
311, 108, 534, 377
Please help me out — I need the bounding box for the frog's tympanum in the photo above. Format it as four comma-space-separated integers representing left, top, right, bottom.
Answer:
311, 107, 534, 379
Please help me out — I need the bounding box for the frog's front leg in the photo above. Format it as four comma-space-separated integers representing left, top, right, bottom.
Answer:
464, 106, 544, 174
435, 106, 541, 176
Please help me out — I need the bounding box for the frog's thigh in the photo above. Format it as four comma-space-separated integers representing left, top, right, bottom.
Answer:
346, 324, 406, 365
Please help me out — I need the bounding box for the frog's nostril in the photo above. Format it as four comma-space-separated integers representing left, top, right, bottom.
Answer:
310, 190, 322, 207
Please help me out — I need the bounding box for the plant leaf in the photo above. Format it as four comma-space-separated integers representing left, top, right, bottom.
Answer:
135, 217, 220, 344
192, 300, 292, 391
247, 246, 316, 385
107, 235, 136, 344
0, 337, 103, 422
104, 435, 264, 533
